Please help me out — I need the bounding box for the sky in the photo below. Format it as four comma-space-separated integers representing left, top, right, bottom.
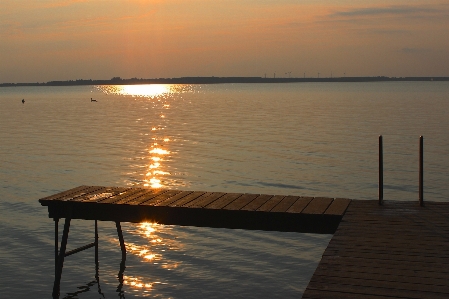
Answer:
1, 0, 448, 83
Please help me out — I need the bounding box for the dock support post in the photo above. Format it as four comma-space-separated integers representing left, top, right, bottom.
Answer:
95, 220, 98, 265
379, 135, 383, 205
419, 136, 424, 206
116, 222, 126, 261
54, 218, 59, 274
53, 217, 71, 299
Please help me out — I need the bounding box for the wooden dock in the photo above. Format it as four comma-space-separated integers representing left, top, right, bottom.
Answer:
39, 186, 449, 298
302, 200, 449, 299
39, 185, 351, 234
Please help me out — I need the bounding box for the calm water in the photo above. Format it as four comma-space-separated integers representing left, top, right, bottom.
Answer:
1, 82, 448, 298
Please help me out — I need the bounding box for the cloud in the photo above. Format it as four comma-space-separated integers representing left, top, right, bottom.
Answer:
330, 6, 437, 18
42, 0, 90, 8
400, 47, 431, 54
327, 3, 449, 23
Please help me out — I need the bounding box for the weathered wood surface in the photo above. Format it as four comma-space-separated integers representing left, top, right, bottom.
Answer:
302, 200, 449, 299
39, 185, 351, 234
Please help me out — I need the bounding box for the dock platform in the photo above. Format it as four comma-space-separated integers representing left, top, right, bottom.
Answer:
39, 186, 449, 298
39, 185, 350, 234
302, 200, 449, 299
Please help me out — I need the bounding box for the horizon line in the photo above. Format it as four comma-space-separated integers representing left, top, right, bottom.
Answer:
2, 75, 449, 86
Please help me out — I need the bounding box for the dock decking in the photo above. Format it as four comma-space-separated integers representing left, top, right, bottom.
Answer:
302, 200, 449, 299
39, 186, 449, 298
39, 185, 351, 234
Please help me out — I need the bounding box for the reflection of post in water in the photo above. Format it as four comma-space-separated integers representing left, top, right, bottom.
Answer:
61, 225, 126, 299
95, 260, 105, 297
116, 221, 127, 298
117, 259, 127, 298
52, 218, 128, 298
61, 261, 105, 299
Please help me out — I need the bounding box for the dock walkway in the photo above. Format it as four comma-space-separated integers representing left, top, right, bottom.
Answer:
302, 200, 449, 299
39, 185, 350, 234
39, 186, 449, 298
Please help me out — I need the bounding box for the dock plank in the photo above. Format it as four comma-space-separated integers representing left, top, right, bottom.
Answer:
287, 197, 313, 213
64, 186, 106, 202
167, 191, 205, 207
206, 193, 242, 209
140, 190, 182, 206
184, 192, 225, 208
324, 198, 351, 215
125, 189, 168, 205
39, 185, 91, 201
306, 279, 449, 298
222, 193, 258, 210
79, 187, 129, 203
98, 188, 147, 204
302, 197, 333, 214
240, 194, 272, 211
105, 188, 152, 205
270, 195, 299, 213
155, 191, 193, 206
302, 289, 408, 299
257, 195, 285, 212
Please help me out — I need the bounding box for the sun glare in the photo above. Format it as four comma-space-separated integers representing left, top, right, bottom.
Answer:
97, 84, 173, 98
150, 148, 170, 155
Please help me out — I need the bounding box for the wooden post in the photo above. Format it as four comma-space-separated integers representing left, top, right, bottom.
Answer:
379, 135, 383, 205
53, 217, 71, 299
419, 136, 424, 206
54, 218, 59, 273
116, 222, 126, 261
95, 220, 98, 265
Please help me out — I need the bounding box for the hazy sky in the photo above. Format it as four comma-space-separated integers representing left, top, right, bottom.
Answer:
1, 0, 448, 82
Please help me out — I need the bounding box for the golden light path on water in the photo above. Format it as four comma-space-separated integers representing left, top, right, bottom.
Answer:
97, 84, 189, 294
105, 222, 181, 295
97, 84, 185, 189
109, 84, 173, 98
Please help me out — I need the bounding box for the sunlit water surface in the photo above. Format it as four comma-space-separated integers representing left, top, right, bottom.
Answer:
1, 82, 448, 298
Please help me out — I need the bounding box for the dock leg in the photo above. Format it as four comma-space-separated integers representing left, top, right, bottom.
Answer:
53, 217, 71, 299
95, 220, 99, 265
54, 218, 59, 276
116, 221, 126, 261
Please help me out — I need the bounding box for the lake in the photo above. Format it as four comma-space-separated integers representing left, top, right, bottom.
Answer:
1, 82, 448, 298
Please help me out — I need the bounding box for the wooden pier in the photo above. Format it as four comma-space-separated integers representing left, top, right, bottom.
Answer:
39, 186, 449, 298
302, 200, 449, 299
39, 185, 350, 234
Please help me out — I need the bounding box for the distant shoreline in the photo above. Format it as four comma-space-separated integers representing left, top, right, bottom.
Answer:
1, 76, 449, 87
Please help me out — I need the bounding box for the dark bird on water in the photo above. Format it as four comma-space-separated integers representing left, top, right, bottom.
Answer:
22, 99, 25, 104
91, 98, 97, 102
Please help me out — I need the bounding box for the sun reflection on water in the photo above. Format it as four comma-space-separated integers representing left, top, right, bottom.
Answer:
96, 84, 191, 189
95, 84, 195, 295
97, 84, 193, 98
98, 84, 172, 98
105, 222, 181, 295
